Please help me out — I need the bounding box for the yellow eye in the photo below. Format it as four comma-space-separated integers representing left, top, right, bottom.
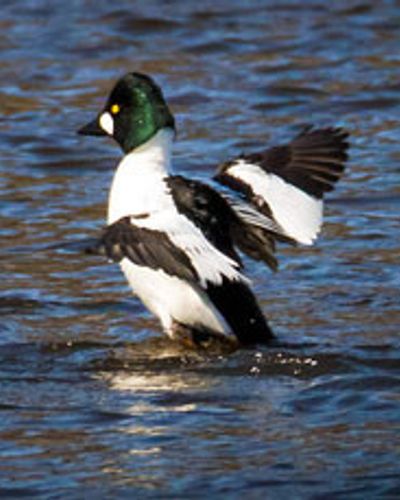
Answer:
110, 104, 120, 115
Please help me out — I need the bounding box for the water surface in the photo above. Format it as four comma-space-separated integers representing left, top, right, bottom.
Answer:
1, 1, 400, 498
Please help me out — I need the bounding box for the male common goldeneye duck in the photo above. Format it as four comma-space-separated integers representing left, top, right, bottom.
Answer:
78, 72, 349, 348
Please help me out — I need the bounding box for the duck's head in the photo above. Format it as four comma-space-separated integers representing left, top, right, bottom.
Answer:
78, 72, 175, 153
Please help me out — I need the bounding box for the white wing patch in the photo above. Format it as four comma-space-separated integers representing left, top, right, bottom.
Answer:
131, 209, 246, 287
227, 161, 323, 245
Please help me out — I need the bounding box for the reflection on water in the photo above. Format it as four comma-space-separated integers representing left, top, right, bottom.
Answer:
1, 0, 400, 497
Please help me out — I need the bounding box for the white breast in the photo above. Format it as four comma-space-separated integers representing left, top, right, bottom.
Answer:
120, 259, 232, 338
107, 129, 174, 224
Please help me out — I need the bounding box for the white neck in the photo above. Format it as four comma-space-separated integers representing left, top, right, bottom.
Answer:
128, 127, 173, 173
107, 128, 174, 224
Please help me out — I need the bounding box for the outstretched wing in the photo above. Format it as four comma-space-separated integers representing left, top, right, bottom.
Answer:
214, 126, 349, 245
167, 175, 293, 271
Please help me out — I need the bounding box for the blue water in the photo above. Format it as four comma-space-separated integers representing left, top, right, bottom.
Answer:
1, 1, 399, 498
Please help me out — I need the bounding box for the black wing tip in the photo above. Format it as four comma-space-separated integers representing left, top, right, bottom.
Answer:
295, 124, 350, 153
215, 126, 350, 182
84, 236, 120, 261
297, 123, 349, 136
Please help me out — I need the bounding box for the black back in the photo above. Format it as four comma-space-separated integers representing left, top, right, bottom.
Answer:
167, 175, 242, 265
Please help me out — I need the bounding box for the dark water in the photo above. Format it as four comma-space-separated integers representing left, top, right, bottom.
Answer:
1, 1, 400, 497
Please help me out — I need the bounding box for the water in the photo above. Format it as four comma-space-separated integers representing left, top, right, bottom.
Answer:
1, 0, 400, 497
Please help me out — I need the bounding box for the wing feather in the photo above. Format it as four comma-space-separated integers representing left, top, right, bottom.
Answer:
215, 126, 349, 244
87, 216, 199, 283
168, 175, 290, 271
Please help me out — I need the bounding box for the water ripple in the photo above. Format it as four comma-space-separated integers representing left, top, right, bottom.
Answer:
1, 0, 399, 497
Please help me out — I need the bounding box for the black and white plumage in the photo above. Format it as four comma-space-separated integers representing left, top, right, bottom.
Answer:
90, 170, 285, 345
215, 126, 349, 245
79, 72, 349, 347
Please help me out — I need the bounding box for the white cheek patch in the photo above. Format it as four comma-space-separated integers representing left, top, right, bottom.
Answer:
99, 112, 114, 135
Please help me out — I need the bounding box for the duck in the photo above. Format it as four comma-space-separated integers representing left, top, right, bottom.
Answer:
78, 72, 349, 348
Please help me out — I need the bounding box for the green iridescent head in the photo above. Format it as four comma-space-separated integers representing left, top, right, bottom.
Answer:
78, 72, 175, 152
